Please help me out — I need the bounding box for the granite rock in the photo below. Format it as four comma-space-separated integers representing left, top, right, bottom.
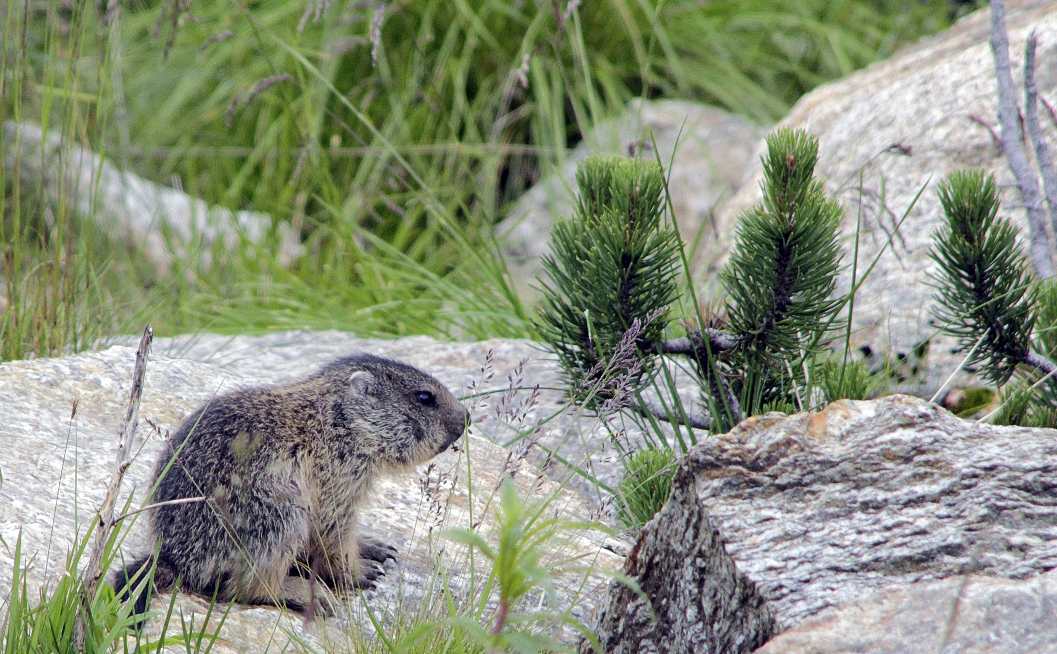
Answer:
685, 394, 1057, 632
756, 567, 1057, 653
582, 451, 775, 654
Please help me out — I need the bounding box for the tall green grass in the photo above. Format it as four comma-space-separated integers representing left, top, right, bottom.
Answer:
2, 0, 949, 360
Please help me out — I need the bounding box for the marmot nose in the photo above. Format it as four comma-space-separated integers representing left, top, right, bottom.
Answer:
444, 408, 469, 446
456, 407, 470, 437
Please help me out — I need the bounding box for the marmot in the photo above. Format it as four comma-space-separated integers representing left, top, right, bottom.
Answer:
112, 353, 468, 617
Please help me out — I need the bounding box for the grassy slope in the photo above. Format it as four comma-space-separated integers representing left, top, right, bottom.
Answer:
1, 0, 951, 361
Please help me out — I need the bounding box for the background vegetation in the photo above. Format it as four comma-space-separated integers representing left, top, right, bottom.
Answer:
1, 0, 955, 361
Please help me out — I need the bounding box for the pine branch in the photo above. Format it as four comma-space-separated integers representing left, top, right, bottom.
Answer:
657, 329, 741, 356
657, 329, 744, 427
637, 403, 712, 430
988, 0, 1054, 278
931, 171, 1037, 385
1025, 351, 1057, 377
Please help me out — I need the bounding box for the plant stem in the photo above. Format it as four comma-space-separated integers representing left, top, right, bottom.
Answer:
1024, 30, 1057, 243
492, 597, 509, 636
989, 0, 1054, 277
75, 324, 152, 649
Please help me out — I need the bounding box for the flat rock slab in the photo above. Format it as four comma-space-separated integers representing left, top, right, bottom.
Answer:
757, 567, 1057, 653
0, 335, 625, 652
686, 394, 1057, 631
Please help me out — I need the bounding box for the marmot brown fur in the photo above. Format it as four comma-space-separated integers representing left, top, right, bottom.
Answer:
112, 353, 468, 617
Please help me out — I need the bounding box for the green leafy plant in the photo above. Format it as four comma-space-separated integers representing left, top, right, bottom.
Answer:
0, 520, 227, 653
817, 357, 879, 402
401, 478, 604, 654
993, 381, 1034, 426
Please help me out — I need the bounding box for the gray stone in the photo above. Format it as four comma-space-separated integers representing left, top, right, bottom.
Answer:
707, 1, 1057, 394
2, 121, 302, 272
756, 568, 1057, 653
581, 452, 775, 654
0, 335, 625, 652
684, 394, 1057, 632
496, 99, 766, 297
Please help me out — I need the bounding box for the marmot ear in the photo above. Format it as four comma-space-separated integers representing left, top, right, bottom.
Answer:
348, 371, 375, 396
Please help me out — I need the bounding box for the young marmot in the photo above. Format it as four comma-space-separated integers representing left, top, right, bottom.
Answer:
112, 353, 468, 617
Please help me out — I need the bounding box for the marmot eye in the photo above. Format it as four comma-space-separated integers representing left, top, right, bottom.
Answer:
416, 390, 436, 407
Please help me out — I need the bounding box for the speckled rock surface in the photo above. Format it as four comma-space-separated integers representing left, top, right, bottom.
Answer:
582, 451, 775, 654
756, 567, 1057, 653
496, 98, 766, 297
0, 334, 626, 652
686, 394, 1057, 632
708, 1, 1057, 393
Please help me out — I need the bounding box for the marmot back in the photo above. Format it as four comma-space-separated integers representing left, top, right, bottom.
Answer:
112, 353, 468, 617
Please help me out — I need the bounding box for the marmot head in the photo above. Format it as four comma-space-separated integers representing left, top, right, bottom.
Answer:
321, 354, 469, 469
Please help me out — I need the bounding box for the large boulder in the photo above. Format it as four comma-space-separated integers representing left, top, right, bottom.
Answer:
708, 0, 1057, 393
688, 394, 1057, 632
0, 333, 625, 652
580, 393, 1057, 651
496, 99, 766, 297
581, 449, 776, 654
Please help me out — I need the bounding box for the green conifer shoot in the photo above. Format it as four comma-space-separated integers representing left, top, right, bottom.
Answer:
721, 129, 844, 413
536, 156, 681, 407
931, 171, 1037, 386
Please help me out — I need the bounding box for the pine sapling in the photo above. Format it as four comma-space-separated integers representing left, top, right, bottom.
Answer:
536, 156, 681, 409
931, 170, 1057, 425
719, 128, 844, 415
538, 129, 848, 432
